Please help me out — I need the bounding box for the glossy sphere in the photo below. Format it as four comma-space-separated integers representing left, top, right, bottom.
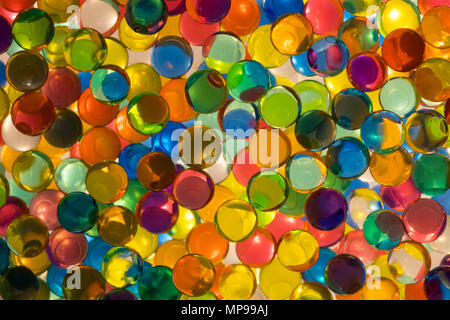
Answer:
160, 79, 197, 122
187, 223, 229, 263
325, 137, 370, 179
291, 282, 333, 300
57, 192, 98, 233
102, 246, 144, 287
247, 171, 288, 212
420, 6, 450, 49
0, 174, 8, 208
78, 89, 119, 126
247, 127, 291, 167
0, 266, 38, 300
307, 36, 349, 77
125, 0, 168, 34
0, 87, 8, 122
118, 17, 158, 51
218, 264, 256, 300
85, 161, 128, 204
369, 147, 413, 186
270, 13, 313, 56
38, 0, 80, 24
79, 127, 121, 165
303, 0, 344, 35
414, 58, 450, 102
360, 277, 400, 300
347, 52, 387, 91
278, 230, 319, 271
186, 69, 228, 113
46, 228, 88, 268
262, 0, 304, 22
388, 241, 431, 284
424, 266, 450, 300
286, 152, 327, 193
220, 0, 260, 37
291, 52, 315, 76
293, 80, 330, 114
186, 0, 231, 23
62, 265, 105, 300
97, 206, 138, 246
302, 248, 336, 284
127, 93, 170, 135
6, 215, 48, 257
6, 50, 48, 92
218, 100, 259, 137
379, 177, 420, 212
331, 88, 372, 130
119, 144, 149, 180
43, 25, 70, 67
341, 0, 381, 16
215, 199, 257, 242
382, 28, 425, 72
259, 86, 301, 128
179, 11, 219, 46
295, 110, 336, 151
203, 32, 245, 74
259, 257, 302, 299
64, 28, 107, 71
376, 0, 421, 37
403, 199, 446, 243
12, 151, 54, 193
104, 289, 137, 301
29, 190, 64, 231
126, 226, 158, 260
0, 15, 12, 53
137, 152, 176, 191
155, 239, 188, 268
338, 18, 379, 56
305, 188, 347, 231
227, 60, 270, 103
136, 191, 178, 234
325, 254, 366, 295
139, 266, 180, 300
363, 210, 404, 250
236, 228, 276, 268
90, 65, 130, 105
41, 68, 81, 108
54, 158, 88, 194
247, 25, 289, 68
411, 153, 449, 196
379, 77, 418, 117
11, 92, 55, 136
44, 109, 82, 149
0, 197, 29, 236
173, 169, 214, 210
12, 8, 54, 50
361, 111, 405, 154
346, 188, 383, 230
172, 254, 215, 297
152, 36, 193, 78
405, 110, 448, 154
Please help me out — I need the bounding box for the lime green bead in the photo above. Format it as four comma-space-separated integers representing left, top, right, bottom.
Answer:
12, 8, 55, 50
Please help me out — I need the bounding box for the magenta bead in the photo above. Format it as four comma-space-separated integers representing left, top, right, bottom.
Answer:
0, 196, 28, 236
347, 52, 387, 91
165, 0, 186, 15
186, 0, 231, 23
46, 228, 88, 268
380, 177, 421, 212
29, 190, 64, 231
0, 15, 12, 54
136, 191, 179, 234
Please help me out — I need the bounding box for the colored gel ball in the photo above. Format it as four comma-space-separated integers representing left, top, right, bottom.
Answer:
80, 0, 121, 36
379, 177, 420, 212
402, 199, 446, 243
420, 6, 450, 49
46, 266, 66, 297
118, 17, 158, 51
286, 152, 328, 193
215, 199, 257, 242
12, 150, 54, 193
247, 24, 289, 68
41, 68, 81, 108
0, 238, 9, 275
325, 137, 370, 179
369, 147, 413, 186
261, 0, 304, 23
259, 257, 302, 299
325, 254, 366, 295
57, 192, 98, 233
379, 77, 418, 118
90, 65, 130, 105
218, 100, 259, 138
291, 52, 315, 76
0, 174, 9, 208
62, 265, 105, 300
85, 161, 128, 204
136, 151, 176, 191
127, 93, 170, 135
376, 0, 421, 37
54, 158, 88, 194
277, 229, 320, 272
0, 15, 12, 53
44, 109, 82, 149
218, 264, 256, 300
78, 89, 119, 126
187, 222, 229, 263
303, 0, 344, 35
148, 121, 187, 155
125, 62, 160, 100
12, 8, 54, 50
173, 169, 214, 210
102, 246, 144, 288
295, 111, 336, 151
270, 13, 313, 56
331, 88, 372, 130
424, 266, 450, 300
414, 58, 450, 102
172, 254, 215, 297
155, 239, 188, 268
307, 36, 349, 77
179, 11, 220, 46
0, 87, 8, 122
388, 241, 431, 284
0, 266, 38, 300
42, 26, 71, 67
46, 228, 88, 268
235, 227, 276, 268
6, 50, 48, 92
160, 79, 197, 123
303, 248, 336, 285
293, 80, 330, 114
247, 128, 291, 169
125, 0, 168, 34
38, 0, 80, 24
341, 0, 381, 16
97, 205, 138, 246
136, 191, 179, 234
186, 0, 230, 24
363, 210, 404, 250
247, 171, 288, 212
346, 188, 383, 230
203, 32, 245, 74
291, 282, 333, 300
305, 215, 345, 248
104, 288, 137, 300
226, 60, 270, 103
347, 52, 387, 92
360, 277, 400, 300
220, 0, 260, 37
164, 0, 185, 15
186, 69, 228, 114
29, 190, 63, 231
382, 28, 425, 72
258, 85, 301, 128
338, 17, 379, 56
0, 197, 29, 236
152, 36, 193, 78
64, 28, 107, 71
361, 110, 405, 154
139, 265, 180, 300
119, 144, 150, 181
412, 153, 449, 197
405, 110, 448, 154
305, 188, 347, 231
6, 215, 48, 258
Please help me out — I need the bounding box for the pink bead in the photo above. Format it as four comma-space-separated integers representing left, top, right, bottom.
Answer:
29, 190, 64, 231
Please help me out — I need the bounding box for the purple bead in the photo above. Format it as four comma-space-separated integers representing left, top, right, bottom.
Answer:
307, 36, 349, 77
104, 288, 137, 300
441, 254, 450, 267
305, 188, 347, 231
424, 266, 450, 300
325, 254, 366, 295
187, 0, 231, 24
347, 52, 386, 91
136, 191, 179, 234
0, 15, 12, 54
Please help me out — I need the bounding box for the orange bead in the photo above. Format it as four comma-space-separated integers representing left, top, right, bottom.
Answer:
114, 107, 149, 143
405, 280, 427, 300
160, 79, 197, 123
187, 223, 229, 264
79, 126, 121, 165
221, 0, 261, 37
154, 239, 188, 269
136, 151, 177, 191
77, 88, 119, 126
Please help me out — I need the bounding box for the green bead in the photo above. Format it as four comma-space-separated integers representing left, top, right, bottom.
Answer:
114, 180, 147, 212
139, 266, 180, 300
293, 80, 330, 114
259, 85, 301, 129
363, 210, 404, 250
0, 173, 9, 207
55, 158, 88, 194
322, 171, 352, 193
279, 185, 308, 217
64, 28, 107, 71
12, 8, 55, 50
379, 77, 418, 117
412, 153, 449, 196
